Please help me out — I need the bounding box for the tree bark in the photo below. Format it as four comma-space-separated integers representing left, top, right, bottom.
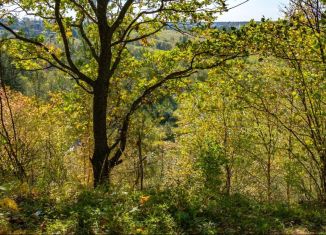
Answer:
267, 154, 271, 203
321, 153, 326, 204
225, 164, 231, 195
137, 132, 144, 190
91, 81, 110, 187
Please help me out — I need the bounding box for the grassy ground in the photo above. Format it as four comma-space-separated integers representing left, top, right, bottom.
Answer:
0, 183, 325, 234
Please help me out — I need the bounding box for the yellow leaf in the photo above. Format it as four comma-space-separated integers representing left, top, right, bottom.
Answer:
140, 195, 150, 205
0, 197, 19, 211
66, 31, 73, 37
135, 227, 146, 234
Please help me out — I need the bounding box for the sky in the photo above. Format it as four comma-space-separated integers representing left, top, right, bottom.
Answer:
7, 0, 290, 21
218, 0, 290, 21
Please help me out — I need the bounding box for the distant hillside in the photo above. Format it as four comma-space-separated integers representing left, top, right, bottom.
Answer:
0, 18, 249, 37
0, 18, 44, 37
213, 21, 249, 28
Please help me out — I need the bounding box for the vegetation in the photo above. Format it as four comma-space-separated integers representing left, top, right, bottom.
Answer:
0, 0, 325, 234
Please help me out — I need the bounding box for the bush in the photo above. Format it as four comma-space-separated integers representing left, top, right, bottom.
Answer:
0, 184, 325, 234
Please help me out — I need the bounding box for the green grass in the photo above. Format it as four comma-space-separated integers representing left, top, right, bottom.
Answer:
0, 184, 325, 234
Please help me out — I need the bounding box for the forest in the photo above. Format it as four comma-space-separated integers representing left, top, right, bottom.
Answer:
0, 0, 325, 234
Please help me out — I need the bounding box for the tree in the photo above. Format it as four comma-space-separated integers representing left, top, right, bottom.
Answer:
0, 0, 242, 187
0, 53, 26, 180
234, 0, 326, 202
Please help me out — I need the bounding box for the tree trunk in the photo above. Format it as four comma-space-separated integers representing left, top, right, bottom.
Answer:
321, 153, 326, 204
286, 181, 291, 205
225, 164, 231, 195
137, 132, 144, 190
91, 81, 110, 187
267, 154, 271, 203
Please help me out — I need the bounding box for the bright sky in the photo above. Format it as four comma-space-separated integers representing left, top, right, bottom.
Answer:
219, 0, 290, 21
